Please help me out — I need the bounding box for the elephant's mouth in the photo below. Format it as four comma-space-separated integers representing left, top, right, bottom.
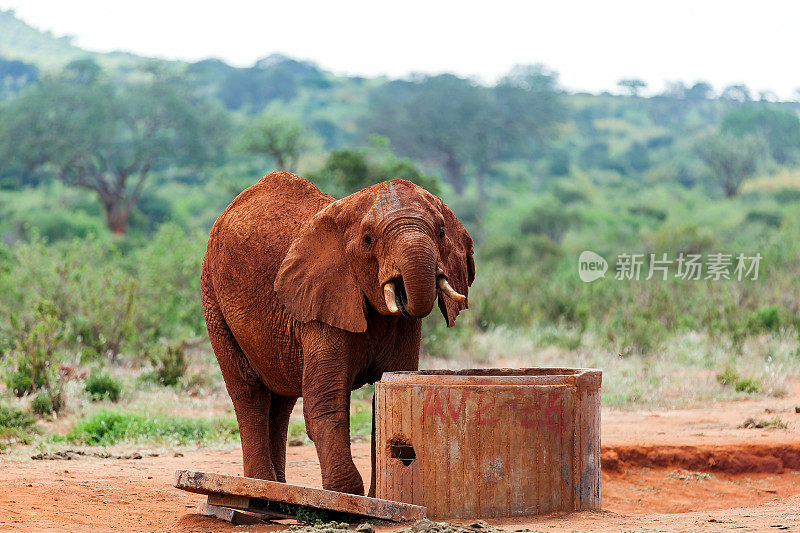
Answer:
383, 277, 411, 317
393, 278, 410, 316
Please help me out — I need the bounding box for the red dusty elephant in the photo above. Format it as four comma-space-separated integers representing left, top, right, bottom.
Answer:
201, 172, 474, 495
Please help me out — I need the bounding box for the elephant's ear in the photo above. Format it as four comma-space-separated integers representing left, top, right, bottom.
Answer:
275, 205, 367, 333
437, 199, 475, 327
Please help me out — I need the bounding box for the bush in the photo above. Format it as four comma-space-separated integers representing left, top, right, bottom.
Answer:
773, 188, 800, 204
744, 210, 783, 228
628, 205, 667, 222
144, 342, 188, 387
716, 367, 762, 394
716, 367, 739, 386
546, 148, 571, 176
519, 204, 577, 243
550, 181, 589, 204
0, 404, 35, 432
3, 301, 65, 412
748, 306, 782, 333
644, 223, 714, 255
84, 371, 122, 402
30, 392, 53, 416
734, 378, 762, 394
0, 403, 36, 444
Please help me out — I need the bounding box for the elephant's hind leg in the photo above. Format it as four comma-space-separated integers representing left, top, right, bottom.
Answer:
202, 288, 276, 480
269, 394, 298, 482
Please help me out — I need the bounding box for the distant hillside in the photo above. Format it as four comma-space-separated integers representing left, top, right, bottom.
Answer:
0, 9, 148, 71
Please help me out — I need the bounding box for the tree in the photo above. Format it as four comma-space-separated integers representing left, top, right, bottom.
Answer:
0, 57, 38, 97
722, 106, 800, 164
0, 61, 229, 234
363, 67, 564, 197
661, 81, 687, 99
233, 109, 312, 171
310, 138, 440, 197
721, 84, 752, 102
477, 65, 566, 196
695, 133, 764, 197
617, 78, 647, 97
686, 81, 713, 100
364, 74, 487, 195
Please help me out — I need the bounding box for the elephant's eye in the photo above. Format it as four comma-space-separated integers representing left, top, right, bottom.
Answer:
438, 228, 445, 238
363, 234, 373, 245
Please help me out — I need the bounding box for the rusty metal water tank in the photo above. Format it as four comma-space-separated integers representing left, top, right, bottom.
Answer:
374, 368, 601, 519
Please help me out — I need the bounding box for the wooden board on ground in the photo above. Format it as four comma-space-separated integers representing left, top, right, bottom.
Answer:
174, 470, 426, 523
197, 501, 269, 526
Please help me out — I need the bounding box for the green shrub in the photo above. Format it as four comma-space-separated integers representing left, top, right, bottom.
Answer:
0, 404, 35, 432
30, 392, 53, 416
716, 367, 739, 386
744, 210, 783, 228
748, 306, 782, 333
628, 205, 667, 222
734, 378, 762, 394
519, 204, 576, 243
84, 371, 122, 402
0, 403, 36, 444
645, 223, 714, 255
144, 342, 188, 387
773, 188, 800, 204
5, 365, 47, 397
3, 301, 65, 412
716, 368, 762, 394
546, 149, 571, 176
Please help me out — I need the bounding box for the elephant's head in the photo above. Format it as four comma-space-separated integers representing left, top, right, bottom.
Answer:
274, 179, 474, 332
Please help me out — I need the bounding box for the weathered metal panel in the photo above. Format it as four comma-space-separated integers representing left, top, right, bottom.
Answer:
374, 368, 601, 519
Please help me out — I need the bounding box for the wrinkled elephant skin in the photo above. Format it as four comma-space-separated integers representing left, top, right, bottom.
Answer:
201, 172, 474, 495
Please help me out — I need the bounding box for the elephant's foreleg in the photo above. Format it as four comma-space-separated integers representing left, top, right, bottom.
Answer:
269, 394, 298, 482
301, 345, 363, 494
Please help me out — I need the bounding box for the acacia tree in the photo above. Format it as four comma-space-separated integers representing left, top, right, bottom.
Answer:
0, 60, 229, 234
695, 133, 764, 197
363, 66, 564, 197
722, 106, 800, 164
474, 65, 566, 197
617, 78, 647, 97
364, 74, 487, 195
233, 109, 313, 171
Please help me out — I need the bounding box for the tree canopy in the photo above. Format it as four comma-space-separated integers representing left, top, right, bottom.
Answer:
722, 106, 800, 164
362, 66, 565, 197
0, 60, 230, 233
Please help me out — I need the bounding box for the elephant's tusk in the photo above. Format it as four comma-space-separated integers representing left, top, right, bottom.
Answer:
438, 277, 466, 302
384, 282, 401, 314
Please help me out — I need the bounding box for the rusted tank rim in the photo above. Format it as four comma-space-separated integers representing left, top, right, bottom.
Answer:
379, 367, 601, 388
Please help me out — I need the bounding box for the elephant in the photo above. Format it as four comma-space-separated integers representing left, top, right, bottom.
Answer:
200, 172, 474, 496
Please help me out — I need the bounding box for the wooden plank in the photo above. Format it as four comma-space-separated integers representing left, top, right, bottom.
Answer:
207, 493, 293, 520
197, 501, 268, 525
175, 470, 426, 522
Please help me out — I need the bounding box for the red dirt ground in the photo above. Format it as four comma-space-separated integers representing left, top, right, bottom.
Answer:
2, 385, 799, 532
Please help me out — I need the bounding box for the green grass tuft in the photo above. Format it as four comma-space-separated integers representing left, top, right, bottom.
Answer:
64, 410, 238, 446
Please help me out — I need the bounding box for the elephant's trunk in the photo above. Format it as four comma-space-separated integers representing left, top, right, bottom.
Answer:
394, 233, 438, 318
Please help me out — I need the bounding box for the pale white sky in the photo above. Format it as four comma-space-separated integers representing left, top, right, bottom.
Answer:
1, 0, 798, 99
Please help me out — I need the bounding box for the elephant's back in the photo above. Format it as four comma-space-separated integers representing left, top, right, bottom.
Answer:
202, 172, 332, 395
206, 172, 333, 284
